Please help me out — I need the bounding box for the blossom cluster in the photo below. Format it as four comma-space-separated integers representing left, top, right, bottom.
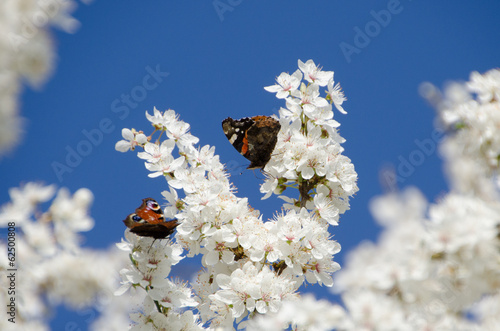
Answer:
0, 183, 133, 330
115, 60, 358, 329
0, 183, 94, 254
0, 0, 86, 156
332, 188, 500, 330
262, 59, 358, 225
114, 233, 202, 330
429, 69, 500, 196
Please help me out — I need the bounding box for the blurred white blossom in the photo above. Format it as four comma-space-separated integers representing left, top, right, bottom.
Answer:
0, 183, 132, 330
246, 294, 347, 331
432, 68, 500, 198
0, 0, 83, 156
326, 68, 500, 331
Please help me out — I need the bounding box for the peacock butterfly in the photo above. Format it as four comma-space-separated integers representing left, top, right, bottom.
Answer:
123, 198, 178, 239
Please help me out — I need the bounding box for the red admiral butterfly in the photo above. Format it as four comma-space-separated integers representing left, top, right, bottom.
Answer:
222, 116, 281, 169
123, 198, 178, 239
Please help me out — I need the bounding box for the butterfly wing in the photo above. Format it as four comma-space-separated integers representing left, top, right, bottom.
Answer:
245, 116, 281, 169
129, 220, 179, 239
123, 198, 178, 239
135, 198, 165, 224
222, 116, 281, 169
222, 117, 254, 156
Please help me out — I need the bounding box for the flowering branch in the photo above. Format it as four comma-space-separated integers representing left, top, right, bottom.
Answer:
115, 59, 358, 329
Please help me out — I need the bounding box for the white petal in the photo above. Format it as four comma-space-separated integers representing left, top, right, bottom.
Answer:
121, 128, 133, 140
115, 140, 131, 152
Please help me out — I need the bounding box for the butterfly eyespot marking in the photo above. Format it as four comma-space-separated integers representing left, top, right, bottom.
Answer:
122, 198, 179, 240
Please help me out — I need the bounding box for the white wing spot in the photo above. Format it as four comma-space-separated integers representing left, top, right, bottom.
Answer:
229, 134, 238, 144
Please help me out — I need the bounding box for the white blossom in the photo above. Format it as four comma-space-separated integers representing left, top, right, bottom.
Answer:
327, 78, 347, 114
432, 68, 500, 196
0, 184, 131, 330
298, 59, 333, 87
0, 0, 82, 156
115, 128, 148, 152
246, 294, 348, 331
264, 70, 303, 99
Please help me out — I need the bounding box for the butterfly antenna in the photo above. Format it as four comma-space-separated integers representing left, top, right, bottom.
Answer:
253, 168, 269, 180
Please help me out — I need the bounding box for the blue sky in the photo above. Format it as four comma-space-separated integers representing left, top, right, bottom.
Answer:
2, 1, 500, 329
